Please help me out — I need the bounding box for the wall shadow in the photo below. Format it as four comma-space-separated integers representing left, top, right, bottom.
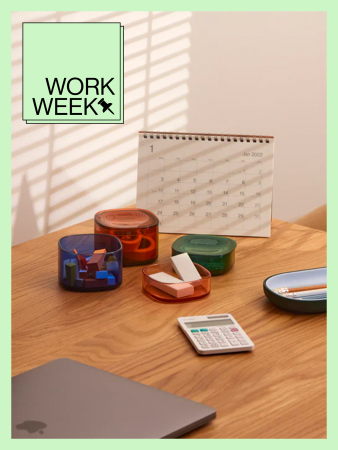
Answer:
11, 11, 193, 245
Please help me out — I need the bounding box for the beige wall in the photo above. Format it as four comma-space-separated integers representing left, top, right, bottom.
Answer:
11, 11, 326, 245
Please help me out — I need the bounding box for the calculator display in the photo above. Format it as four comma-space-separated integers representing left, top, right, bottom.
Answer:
185, 319, 234, 328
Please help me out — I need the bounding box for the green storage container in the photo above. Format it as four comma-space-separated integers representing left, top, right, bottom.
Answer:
172, 235, 237, 276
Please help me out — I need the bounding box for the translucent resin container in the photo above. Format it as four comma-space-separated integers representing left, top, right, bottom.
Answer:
58, 234, 122, 291
172, 235, 237, 276
142, 262, 211, 303
94, 208, 158, 266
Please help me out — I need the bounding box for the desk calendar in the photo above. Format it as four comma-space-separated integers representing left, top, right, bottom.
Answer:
136, 131, 274, 237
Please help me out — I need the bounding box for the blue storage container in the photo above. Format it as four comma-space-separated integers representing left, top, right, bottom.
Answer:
58, 234, 122, 291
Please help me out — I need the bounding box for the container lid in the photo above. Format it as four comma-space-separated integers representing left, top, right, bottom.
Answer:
95, 209, 159, 230
172, 235, 237, 256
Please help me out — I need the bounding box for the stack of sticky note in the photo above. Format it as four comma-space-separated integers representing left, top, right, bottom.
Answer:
148, 253, 201, 298
64, 249, 119, 289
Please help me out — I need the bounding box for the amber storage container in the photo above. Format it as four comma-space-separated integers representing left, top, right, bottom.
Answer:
94, 208, 159, 266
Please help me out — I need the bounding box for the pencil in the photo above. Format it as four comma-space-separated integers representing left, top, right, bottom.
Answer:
274, 284, 327, 294
281, 289, 327, 299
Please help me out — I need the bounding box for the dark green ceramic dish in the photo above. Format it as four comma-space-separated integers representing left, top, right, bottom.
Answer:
263, 267, 326, 313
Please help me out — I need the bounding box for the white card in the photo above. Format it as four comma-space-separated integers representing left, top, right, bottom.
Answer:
149, 272, 184, 283
171, 253, 202, 282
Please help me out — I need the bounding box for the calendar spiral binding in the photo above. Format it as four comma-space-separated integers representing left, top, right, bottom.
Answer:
140, 131, 273, 143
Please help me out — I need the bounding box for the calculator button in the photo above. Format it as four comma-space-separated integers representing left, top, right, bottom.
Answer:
220, 343, 230, 347
191, 329, 199, 333
230, 341, 240, 346
200, 329, 209, 332
239, 340, 249, 345
201, 345, 209, 349
210, 343, 220, 348
230, 328, 239, 332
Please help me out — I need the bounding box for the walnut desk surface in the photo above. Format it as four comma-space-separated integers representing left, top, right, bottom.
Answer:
12, 218, 327, 438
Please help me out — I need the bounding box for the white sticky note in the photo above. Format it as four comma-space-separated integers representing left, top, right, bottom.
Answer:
171, 253, 202, 282
149, 272, 184, 284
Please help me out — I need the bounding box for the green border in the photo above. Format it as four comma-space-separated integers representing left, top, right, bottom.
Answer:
5, 2, 332, 447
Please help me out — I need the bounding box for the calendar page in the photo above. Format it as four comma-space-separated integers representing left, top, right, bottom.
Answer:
136, 132, 274, 237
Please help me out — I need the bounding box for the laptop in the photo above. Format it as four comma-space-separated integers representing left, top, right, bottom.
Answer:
12, 358, 216, 438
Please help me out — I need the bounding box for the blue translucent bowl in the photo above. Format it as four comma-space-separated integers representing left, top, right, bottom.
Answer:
58, 234, 122, 291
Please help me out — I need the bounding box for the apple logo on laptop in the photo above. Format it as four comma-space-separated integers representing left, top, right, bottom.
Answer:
16, 420, 47, 435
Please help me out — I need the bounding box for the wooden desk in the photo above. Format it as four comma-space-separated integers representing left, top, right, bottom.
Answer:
12, 219, 327, 438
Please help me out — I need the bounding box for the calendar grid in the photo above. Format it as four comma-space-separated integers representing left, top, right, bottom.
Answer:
138, 132, 274, 237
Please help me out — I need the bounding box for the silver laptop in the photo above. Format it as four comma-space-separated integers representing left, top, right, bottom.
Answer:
12, 358, 216, 438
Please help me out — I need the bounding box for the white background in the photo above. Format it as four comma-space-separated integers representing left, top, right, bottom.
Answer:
11, 11, 326, 245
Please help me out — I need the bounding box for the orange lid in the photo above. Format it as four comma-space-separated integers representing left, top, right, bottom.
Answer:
95, 208, 158, 230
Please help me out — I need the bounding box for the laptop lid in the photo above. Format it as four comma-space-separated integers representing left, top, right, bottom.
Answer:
12, 358, 216, 438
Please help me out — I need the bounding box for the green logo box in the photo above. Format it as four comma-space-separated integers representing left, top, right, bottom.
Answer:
23, 22, 124, 124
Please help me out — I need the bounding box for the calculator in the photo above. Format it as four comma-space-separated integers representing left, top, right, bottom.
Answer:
178, 314, 254, 355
